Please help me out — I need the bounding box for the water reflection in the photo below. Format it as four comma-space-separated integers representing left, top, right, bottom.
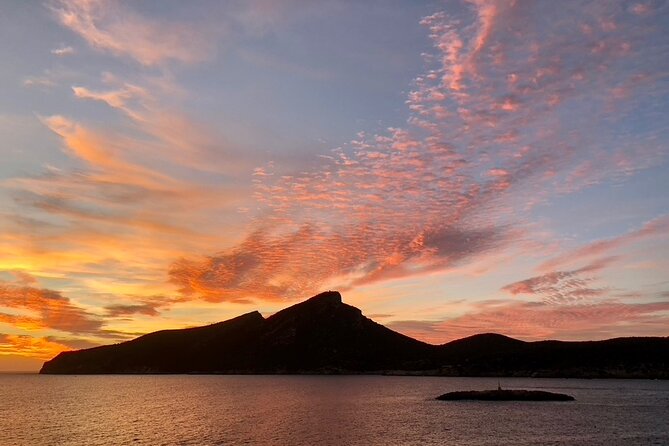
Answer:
1, 375, 667, 445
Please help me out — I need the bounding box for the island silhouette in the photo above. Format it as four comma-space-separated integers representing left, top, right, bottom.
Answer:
435, 380, 575, 401
436, 388, 575, 401
40, 291, 669, 377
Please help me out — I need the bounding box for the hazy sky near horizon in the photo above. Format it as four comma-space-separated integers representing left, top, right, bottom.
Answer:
1, 0, 668, 371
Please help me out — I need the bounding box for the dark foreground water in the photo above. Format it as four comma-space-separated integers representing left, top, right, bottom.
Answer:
1, 375, 668, 446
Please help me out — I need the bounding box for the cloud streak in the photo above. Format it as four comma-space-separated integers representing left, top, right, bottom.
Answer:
538, 216, 669, 273
502, 256, 618, 304
51, 0, 213, 66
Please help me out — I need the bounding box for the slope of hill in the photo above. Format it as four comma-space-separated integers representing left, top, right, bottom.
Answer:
437, 333, 669, 378
41, 291, 436, 374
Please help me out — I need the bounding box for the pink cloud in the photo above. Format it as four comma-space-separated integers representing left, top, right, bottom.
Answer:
538, 216, 669, 273
51, 0, 213, 66
169, 1, 667, 302
501, 257, 618, 304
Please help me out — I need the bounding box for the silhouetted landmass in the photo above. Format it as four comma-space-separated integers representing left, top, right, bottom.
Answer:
436, 332, 669, 378
40, 291, 669, 378
436, 389, 575, 401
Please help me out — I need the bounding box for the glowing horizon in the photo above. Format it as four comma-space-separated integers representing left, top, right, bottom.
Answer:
1, 0, 668, 370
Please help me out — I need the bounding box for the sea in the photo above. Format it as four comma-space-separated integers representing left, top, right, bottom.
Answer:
1, 375, 667, 445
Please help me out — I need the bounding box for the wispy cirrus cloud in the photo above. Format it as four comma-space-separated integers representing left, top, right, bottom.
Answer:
50, 0, 214, 66
538, 216, 669, 273
40, 114, 166, 184
69, 74, 253, 174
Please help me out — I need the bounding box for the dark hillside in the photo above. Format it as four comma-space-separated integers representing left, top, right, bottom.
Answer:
41, 291, 669, 378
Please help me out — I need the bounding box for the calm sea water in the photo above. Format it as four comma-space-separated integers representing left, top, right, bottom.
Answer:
0, 375, 667, 445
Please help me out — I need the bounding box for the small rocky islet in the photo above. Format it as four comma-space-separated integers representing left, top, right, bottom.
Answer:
436, 388, 575, 401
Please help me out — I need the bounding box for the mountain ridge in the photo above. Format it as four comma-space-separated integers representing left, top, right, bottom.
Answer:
40, 291, 669, 378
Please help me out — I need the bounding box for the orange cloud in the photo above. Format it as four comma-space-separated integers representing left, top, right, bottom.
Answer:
70, 74, 255, 175
41, 114, 175, 188
0, 333, 71, 360
0, 280, 102, 334
2, 106, 246, 302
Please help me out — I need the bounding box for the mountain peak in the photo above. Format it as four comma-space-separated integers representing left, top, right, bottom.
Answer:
305, 290, 342, 304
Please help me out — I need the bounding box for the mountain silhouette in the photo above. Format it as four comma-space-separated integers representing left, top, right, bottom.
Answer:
40, 291, 669, 377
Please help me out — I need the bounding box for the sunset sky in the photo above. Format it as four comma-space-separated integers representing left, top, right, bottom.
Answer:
1, 0, 668, 371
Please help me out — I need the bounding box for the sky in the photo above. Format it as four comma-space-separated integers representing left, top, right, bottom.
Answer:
0, 0, 668, 371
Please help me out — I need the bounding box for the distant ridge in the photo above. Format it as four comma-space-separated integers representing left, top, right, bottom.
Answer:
40, 291, 669, 378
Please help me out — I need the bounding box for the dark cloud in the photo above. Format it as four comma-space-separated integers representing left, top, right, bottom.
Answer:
105, 303, 163, 317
